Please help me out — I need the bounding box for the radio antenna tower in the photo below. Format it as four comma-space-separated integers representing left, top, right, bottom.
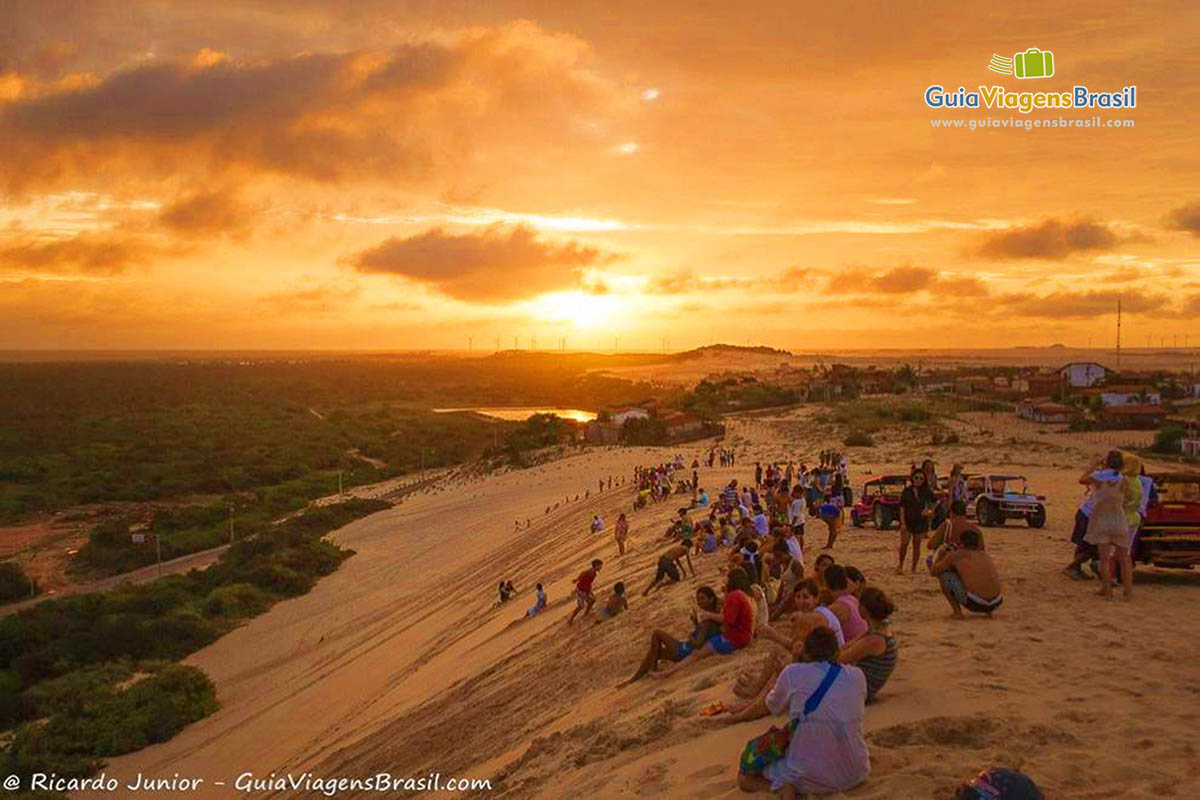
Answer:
1116, 295, 1122, 370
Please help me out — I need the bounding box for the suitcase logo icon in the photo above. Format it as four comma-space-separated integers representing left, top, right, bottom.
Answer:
988, 48, 1055, 79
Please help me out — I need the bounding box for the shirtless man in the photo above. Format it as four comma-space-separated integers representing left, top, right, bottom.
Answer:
927, 500, 984, 567
643, 539, 696, 595
930, 529, 1003, 617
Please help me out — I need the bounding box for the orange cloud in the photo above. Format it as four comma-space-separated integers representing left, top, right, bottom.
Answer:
158, 188, 249, 237
994, 289, 1165, 318
976, 218, 1122, 260
0, 22, 627, 193
0, 232, 155, 274
824, 266, 987, 296
1165, 201, 1200, 237
347, 224, 618, 302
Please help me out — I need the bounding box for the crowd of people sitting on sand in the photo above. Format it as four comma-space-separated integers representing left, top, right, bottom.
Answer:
502, 447, 1041, 798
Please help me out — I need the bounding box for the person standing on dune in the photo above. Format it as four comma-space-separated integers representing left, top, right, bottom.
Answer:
614, 512, 629, 556
568, 559, 603, 624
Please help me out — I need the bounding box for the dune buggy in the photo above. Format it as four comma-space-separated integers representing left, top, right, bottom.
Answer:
850, 474, 909, 530
1135, 472, 1200, 569
966, 474, 1046, 528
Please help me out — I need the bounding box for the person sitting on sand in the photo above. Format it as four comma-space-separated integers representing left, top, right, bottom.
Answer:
568, 559, 603, 624
525, 583, 547, 618
836, 587, 898, 702
697, 488, 710, 507
810, 553, 835, 590
643, 540, 695, 595
596, 582, 629, 621
614, 512, 629, 557
653, 567, 756, 679
825, 565, 868, 642
930, 529, 1003, 617
678, 509, 695, 539
727, 627, 870, 797
590, 514, 604, 534
498, 581, 515, 604
720, 516, 737, 547
779, 525, 805, 572
698, 522, 719, 554
770, 561, 807, 618
622, 586, 723, 685
843, 566, 865, 597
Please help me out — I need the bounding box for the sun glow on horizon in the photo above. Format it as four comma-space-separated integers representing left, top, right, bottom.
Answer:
527, 290, 624, 330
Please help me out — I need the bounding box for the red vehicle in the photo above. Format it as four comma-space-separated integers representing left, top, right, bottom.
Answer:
850, 474, 909, 530
1136, 473, 1200, 569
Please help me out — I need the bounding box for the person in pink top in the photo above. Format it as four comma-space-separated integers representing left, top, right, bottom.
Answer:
824, 565, 868, 642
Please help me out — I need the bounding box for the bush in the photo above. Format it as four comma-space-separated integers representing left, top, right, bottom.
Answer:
203, 583, 271, 618
843, 431, 875, 447
3, 665, 217, 778
0, 562, 37, 603
1151, 425, 1185, 454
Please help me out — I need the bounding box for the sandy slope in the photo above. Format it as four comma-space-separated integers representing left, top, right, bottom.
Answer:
91, 412, 1200, 799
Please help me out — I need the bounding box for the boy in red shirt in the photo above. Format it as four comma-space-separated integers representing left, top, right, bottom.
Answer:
568, 559, 604, 624
653, 567, 755, 678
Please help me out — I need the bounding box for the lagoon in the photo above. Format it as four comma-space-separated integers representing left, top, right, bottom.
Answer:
433, 407, 597, 423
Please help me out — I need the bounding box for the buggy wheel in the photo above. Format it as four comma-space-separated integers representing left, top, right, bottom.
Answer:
1027, 505, 1046, 528
851, 511, 864, 528
977, 499, 995, 527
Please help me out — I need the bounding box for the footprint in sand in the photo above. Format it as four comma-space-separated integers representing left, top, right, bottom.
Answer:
687, 765, 727, 780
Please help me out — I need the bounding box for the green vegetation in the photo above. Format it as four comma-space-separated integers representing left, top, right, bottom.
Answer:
0, 498, 385, 784
0, 358, 653, 524
843, 432, 875, 447
502, 413, 578, 466
0, 563, 37, 604
1150, 425, 1185, 455
621, 416, 670, 445
681, 379, 799, 419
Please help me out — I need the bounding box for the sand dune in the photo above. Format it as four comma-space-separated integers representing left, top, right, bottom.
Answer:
90, 413, 1200, 799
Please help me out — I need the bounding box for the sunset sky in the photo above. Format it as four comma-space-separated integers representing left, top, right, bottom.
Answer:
1, 0, 1197, 351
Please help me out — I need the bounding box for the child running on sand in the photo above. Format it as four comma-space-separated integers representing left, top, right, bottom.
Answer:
568, 559, 603, 624
596, 582, 629, 621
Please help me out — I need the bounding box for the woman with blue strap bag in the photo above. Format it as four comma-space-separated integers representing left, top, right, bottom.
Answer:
729, 626, 871, 796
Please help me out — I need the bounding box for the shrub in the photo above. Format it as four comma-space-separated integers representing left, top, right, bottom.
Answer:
0, 562, 37, 603
3, 665, 217, 778
843, 431, 875, 447
203, 583, 270, 619
1151, 425, 1185, 454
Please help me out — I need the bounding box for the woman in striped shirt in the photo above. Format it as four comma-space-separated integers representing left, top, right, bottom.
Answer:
837, 587, 898, 702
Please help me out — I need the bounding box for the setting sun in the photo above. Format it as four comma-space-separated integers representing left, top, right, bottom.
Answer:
527, 290, 624, 330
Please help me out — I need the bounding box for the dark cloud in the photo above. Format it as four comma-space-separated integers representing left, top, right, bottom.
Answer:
1165, 201, 1200, 237
824, 265, 986, 296
870, 265, 935, 293
976, 218, 1121, 259
0, 232, 155, 274
158, 188, 250, 237
347, 224, 618, 302
995, 289, 1166, 319
0, 23, 624, 191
